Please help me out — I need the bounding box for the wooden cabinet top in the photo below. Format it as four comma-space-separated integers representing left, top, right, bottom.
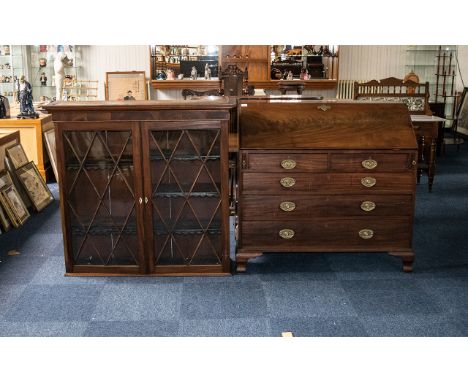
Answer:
239, 100, 417, 150
44, 99, 237, 113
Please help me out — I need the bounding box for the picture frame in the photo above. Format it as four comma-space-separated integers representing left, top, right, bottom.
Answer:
43, 127, 59, 183
0, 169, 13, 188
0, 198, 12, 231
105, 71, 147, 101
6, 143, 29, 169
4, 156, 32, 209
1, 184, 29, 226
15, 161, 54, 212
455, 87, 468, 133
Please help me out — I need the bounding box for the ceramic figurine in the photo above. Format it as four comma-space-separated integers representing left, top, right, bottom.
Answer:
287, 70, 293, 80
300, 68, 309, 80
177, 73, 184, 80
54, 51, 73, 101
191, 66, 198, 80
16, 75, 39, 119
204, 63, 211, 80
40, 72, 47, 86
166, 69, 175, 80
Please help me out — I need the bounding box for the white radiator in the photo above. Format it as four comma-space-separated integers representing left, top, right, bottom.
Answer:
336, 80, 358, 99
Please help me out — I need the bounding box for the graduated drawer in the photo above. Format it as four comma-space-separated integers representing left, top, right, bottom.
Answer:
330, 153, 415, 172
240, 218, 412, 250
241, 172, 415, 194
244, 153, 328, 172
241, 194, 413, 220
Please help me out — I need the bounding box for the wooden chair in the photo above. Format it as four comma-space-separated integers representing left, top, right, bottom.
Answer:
354, 77, 437, 191
219, 64, 246, 96
354, 77, 431, 115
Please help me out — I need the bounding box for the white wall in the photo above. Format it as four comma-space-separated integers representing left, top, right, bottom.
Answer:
80, 45, 150, 100
456, 45, 468, 92
338, 45, 407, 81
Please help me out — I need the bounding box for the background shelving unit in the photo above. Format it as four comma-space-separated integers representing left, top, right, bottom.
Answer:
0, 45, 26, 104
27, 45, 81, 101
63, 80, 98, 101
405, 45, 457, 125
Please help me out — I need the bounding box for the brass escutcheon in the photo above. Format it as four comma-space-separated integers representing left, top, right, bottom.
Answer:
362, 159, 378, 170
280, 177, 296, 188
361, 177, 376, 188
281, 159, 297, 170
280, 201, 296, 212
317, 104, 331, 111
279, 229, 295, 239
360, 201, 376, 212
359, 229, 374, 239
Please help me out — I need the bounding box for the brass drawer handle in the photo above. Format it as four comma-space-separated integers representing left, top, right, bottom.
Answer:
361, 177, 376, 188
360, 201, 376, 212
280, 201, 296, 212
280, 177, 296, 188
281, 159, 297, 170
279, 229, 295, 239
362, 159, 378, 170
359, 229, 374, 239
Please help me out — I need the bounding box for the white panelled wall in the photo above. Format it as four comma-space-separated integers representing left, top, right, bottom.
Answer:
80, 46, 150, 100
77, 45, 467, 100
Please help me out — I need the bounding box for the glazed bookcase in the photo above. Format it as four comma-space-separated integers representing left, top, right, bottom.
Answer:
44, 99, 235, 276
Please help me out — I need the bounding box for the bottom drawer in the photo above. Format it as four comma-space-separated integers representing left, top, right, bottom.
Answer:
240, 218, 412, 250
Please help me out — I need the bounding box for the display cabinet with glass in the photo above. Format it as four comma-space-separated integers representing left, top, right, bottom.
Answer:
27, 45, 81, 102
150, 45, 339, 91
0, 45, 25, 104
405, 45, 457, 123
270, 45, 339, 81
44, 99, 234, 276
151, 45, 219, 81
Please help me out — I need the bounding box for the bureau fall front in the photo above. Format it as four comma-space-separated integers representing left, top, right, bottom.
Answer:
45, 98, 417, 275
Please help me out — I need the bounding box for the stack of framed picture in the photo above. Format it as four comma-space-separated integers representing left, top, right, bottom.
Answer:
0, 142, 54, 233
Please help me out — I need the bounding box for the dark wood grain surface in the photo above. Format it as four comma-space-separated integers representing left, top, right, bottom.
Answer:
239, 101, 417, 150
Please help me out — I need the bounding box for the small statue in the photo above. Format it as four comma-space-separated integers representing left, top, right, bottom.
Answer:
16, 75, 39, 119
287, 70, 293, 80
191, 66, 197, 80
40, 72, 47, 86
124, 90, 135, 100
166, 69, 175, 80
204, 63, 211, 80
300, 68, 309, 80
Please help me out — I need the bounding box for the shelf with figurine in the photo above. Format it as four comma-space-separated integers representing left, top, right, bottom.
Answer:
0, 45, 25, 104
28, 45, 81, 101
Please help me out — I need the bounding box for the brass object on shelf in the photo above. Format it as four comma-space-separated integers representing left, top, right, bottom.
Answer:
361, 159, 378, 169
279, 228, 295, 239
358, 229, 374, 239
360, 201, 376, 212
279, 201, 296, 212
280, 177, 296, 188
281, 159, 297, 170
361, 176, 376, 188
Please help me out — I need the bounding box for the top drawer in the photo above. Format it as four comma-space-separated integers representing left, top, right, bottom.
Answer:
330, 153, 414, 172
244, 153, 328, 172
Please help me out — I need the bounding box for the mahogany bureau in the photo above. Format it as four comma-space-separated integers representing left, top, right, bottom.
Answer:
236, 100, 418, 273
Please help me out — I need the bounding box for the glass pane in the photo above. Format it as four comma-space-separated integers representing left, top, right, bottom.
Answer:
150, 128, 222, 266
63, 129, 138, 266
270, 45, 339, 80
150, 45, 219, 81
